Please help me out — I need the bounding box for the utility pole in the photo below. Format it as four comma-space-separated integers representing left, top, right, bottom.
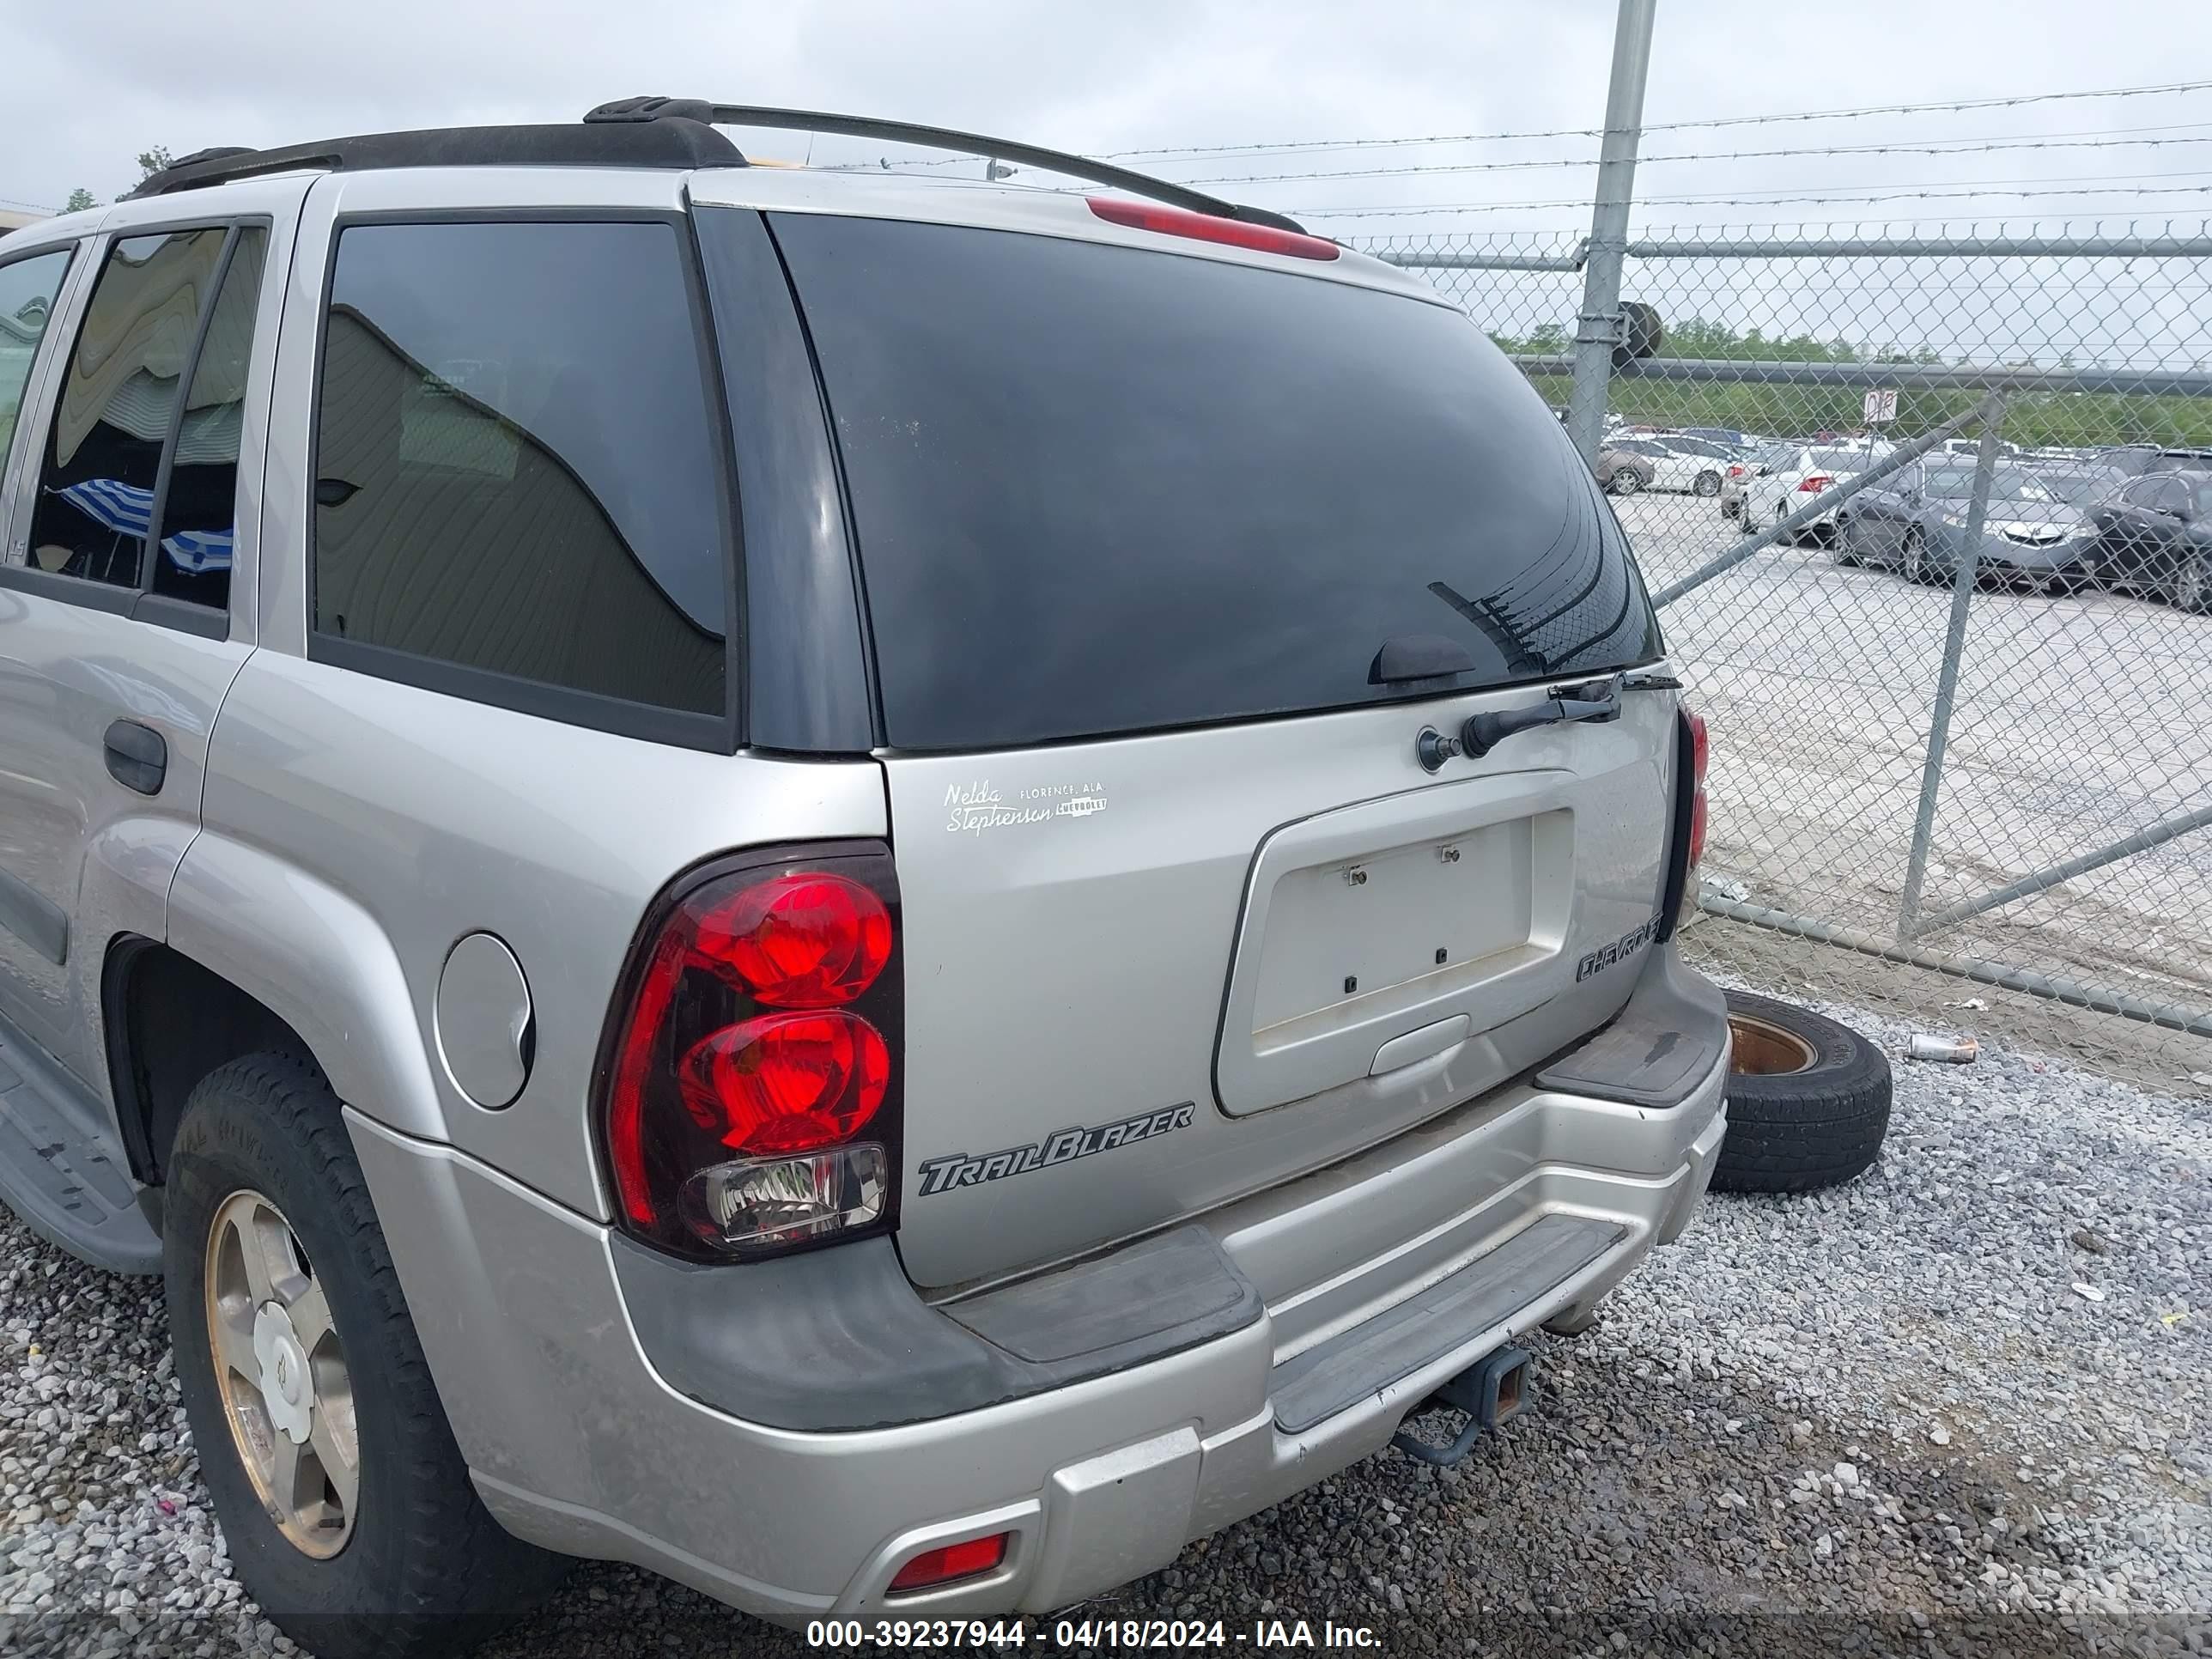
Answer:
1566, 0, 1657, 465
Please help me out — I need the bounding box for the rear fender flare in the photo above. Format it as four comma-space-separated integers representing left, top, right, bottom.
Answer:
165, 830, 447, 1143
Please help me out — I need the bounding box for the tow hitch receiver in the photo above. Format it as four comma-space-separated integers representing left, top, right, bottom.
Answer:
1388, 1347, 1533, 1467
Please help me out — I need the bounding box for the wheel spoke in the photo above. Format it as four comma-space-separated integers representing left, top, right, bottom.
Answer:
287, 1279, 335, 1355
210, 1304, 260, 1387
235, 1208, 287, 1305
267, 1429, 305, 1513
310, 1411, 359, 1520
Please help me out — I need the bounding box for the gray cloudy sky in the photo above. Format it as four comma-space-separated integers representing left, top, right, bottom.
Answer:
9, 0, 2212, 240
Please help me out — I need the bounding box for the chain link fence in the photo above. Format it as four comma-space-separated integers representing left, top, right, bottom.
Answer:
1376, 223, 2212, 1082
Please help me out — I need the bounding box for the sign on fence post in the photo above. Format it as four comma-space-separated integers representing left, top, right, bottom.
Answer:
1863, 388, 1899, 425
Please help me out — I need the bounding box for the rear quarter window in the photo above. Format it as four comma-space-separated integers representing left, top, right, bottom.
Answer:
765, 215, 1661, 752
310, 219, 732, 737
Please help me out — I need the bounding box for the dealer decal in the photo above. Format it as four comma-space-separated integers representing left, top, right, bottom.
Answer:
915, 1103, 1195, 1198
1576, 914, 1659, 982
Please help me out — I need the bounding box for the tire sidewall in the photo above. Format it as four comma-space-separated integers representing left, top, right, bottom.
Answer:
166, 1070, 415, 1627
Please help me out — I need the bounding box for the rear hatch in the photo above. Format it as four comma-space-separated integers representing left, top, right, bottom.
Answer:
766, 206, 1677, 1289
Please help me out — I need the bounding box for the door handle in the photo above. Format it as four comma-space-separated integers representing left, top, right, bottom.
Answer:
103, 720, 167, 796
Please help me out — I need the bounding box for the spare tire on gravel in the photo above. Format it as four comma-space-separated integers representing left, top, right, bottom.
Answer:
1713, 990, 1892, 1194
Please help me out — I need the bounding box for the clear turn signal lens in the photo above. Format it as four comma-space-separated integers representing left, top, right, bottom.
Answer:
676, 1142, 887, 1252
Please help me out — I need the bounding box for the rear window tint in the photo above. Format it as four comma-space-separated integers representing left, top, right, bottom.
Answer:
768, 215, 1660, 751
312, 220, 728, 723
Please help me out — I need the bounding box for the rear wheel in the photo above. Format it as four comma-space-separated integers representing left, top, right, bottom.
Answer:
2175, 554, 2211, 615
1693, 471, 1721, 497
166, 1053, 567, 1659
1607, 469, 1644, 496
1902, 529, 1934, 584
1714, 992, 1892, 1194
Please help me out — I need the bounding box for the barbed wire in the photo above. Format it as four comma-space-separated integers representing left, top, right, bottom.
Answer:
0, 194, 61, 215
1295, 174, 2212, 220
1096, 77, 2212, 163
1183, 127, 2212, 187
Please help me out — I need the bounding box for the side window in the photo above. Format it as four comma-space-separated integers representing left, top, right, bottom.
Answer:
311, 220, 729, 726
150, 228, 266, 610
0, 248, 75, 483
27, 229, 228, 588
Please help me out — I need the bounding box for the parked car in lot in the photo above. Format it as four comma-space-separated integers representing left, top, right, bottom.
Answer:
2022, 460, 2128, 509
1596, 442, 1659, 495
0, 104, 1729, 1655
1737, 445, 1876, 540
1676, 425, 1759, 450
2084, 470, 2212, 611
1650, 434, 1737, 496
2095, 443, 2212, 477
1605, 435, 1723, 495
1831, 459, 2100, 591
1718, 440, 1792, 522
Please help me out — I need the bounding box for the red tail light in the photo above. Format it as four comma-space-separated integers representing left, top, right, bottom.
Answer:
695, 872, 891, 1007
599, 845, 902, 1260
1797, 474, 1833, 494
1086, 197, 1341, 261
889, 1533, 1010, 1595
1726, 464, 1746, 478
680, 1012, 890, 1154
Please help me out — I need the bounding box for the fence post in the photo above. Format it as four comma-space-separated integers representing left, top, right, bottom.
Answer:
1565, 0, 1656, 466
1898, 396, 2008, 937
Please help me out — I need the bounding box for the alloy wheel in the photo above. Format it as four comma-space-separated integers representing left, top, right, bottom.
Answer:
204, 1190, 360, 1558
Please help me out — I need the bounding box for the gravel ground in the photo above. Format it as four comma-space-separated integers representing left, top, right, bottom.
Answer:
1, 982, 2205, 1658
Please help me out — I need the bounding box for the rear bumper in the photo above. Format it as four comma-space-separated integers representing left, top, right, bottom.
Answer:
348, 975, 1728, 1626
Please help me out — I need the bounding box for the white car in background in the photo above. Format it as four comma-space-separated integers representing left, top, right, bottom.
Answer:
1739, 444, 1881, 539
1607, 435, 1729, 495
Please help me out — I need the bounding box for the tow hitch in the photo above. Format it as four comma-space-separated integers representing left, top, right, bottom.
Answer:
1388, 1347, 1533, 1467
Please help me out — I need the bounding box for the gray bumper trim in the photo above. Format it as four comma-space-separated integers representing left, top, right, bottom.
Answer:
1533, 946, 1728, 1109
1269, 1212, 1626, 1435
613, 1224, 1262, 1432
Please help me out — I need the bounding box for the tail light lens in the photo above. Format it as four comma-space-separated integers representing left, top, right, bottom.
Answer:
1686, 708, 1710, 870
1660, 704, 1709, 938
598, 844, 902, 1260
1797, 474, 1834, 494
1726, 464, 1746, 478
1086, 197, 1341, 261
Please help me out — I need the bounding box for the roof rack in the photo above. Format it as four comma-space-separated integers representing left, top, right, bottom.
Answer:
129, 100, 1307, 236
584, 97, 1308, 234
125, 119, 744, 199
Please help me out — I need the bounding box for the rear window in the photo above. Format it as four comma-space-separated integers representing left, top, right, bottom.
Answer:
767, 215, 1660, 751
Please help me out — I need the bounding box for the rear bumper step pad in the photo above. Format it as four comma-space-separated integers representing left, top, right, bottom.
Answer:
1268, 1212, 1626, 1435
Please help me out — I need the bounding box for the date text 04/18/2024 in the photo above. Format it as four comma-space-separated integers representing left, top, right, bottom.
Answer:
805, 1617, 1382, 1649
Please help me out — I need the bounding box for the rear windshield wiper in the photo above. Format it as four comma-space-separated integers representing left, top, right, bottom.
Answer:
1461, 672, 1630, 757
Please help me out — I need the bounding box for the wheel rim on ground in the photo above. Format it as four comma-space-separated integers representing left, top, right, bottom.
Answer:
1726, 1012, 1820, 1077
204, 1189, 361, 1558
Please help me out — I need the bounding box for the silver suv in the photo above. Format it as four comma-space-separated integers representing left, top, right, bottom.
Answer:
0, 101, 1728, 1656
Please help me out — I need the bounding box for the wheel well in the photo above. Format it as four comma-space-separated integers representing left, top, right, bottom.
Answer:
104, 939, 315, 1183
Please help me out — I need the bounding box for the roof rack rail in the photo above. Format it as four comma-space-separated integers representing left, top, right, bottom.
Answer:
584, 97, 1310, 235
126, 118, 744, 199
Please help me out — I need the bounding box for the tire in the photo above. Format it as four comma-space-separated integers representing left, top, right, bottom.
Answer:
1693, 471, 1721, 497
1902, 529, 1934, 585
2176, 554, 2212, 615
165, 1053, 568, 1659
1607, 468, 1644, 496
1712, 991, 1892, 1194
